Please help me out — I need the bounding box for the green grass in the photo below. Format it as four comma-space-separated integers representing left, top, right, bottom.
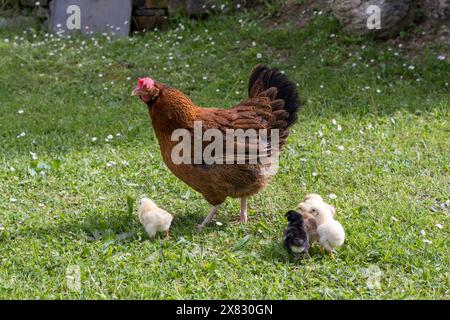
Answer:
0, 11, 449, 299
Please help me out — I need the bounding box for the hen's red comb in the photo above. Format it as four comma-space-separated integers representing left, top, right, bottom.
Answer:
137, 77, 155, 89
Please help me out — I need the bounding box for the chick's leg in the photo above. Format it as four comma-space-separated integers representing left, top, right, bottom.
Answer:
240, 197, 248, 223
321, 240, 335, 260
328, 251, 336, 260
196, 204, 220, 231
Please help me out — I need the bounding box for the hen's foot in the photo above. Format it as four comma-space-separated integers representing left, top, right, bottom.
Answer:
196, 204, 221, 231
196, 224, 205, 231
230, 213, 248, 225
238, 196, 248, 223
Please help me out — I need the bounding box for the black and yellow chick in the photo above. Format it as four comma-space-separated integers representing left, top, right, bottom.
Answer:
283, 210, 310, 260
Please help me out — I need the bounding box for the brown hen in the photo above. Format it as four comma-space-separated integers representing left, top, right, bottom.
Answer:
132, 64, 300, 229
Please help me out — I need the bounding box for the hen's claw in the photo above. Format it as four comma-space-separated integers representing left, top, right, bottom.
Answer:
196, 224, 205, 231
196, 204, 221, 231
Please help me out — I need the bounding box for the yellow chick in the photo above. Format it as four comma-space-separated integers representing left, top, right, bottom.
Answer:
298, 194, 335, 243
138, 197, 173, 238
307, 198, 345, 256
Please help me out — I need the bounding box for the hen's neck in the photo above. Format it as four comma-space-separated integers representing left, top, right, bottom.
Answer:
149, 87, 198, 135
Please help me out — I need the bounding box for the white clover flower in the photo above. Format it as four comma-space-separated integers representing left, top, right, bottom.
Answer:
91, 137, 97, 142
436, 223, 443, 229
328, 193, 337, 200
338, 145, 345, 151
437, 55, 445, 61
256, 53, 262, 59
106, 161, 116, 168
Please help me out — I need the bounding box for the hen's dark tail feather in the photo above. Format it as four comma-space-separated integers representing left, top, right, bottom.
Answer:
248, 64, 300, 128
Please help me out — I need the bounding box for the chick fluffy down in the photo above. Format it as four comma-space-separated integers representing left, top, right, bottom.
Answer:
317, 220, 345, 251
138, 198, 173, 238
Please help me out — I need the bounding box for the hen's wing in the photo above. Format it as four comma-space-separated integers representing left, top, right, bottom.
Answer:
186, 65, 299, 164
197, 95, 288, 163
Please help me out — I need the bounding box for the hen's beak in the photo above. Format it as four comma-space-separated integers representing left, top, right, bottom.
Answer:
131, 87, 147, 97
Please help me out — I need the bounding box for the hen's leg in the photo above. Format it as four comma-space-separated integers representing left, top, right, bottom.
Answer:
240, 197, 248, 223
196, 205, 220, 231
